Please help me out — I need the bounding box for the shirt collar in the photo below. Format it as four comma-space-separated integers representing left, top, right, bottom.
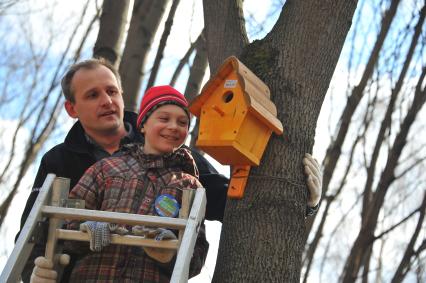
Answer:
85, 122, 134, 160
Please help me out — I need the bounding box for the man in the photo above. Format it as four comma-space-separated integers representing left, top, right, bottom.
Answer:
18, 58, 321, 282
18, 58, 232, 282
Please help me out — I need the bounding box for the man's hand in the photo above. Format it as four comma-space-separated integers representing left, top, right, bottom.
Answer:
303, 153, 322, 207
30, 254, 69, 283
143, 228, 177, 263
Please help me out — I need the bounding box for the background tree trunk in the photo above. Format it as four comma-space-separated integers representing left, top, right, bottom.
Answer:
119, 0, 169, 111
145, 0, 180, 91
93, 0, 130, 67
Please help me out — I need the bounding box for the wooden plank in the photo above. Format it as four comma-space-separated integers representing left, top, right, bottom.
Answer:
0, 174, 56, 283
41, 206, 188, 229
170, 187, 207, 283
56, 229, 179, 249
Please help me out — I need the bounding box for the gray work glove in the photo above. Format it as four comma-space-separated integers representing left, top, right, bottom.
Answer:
80, 221, 111, 252
132, 225, 177, 241
153, 228, 177, 241
303, 153, 323, 207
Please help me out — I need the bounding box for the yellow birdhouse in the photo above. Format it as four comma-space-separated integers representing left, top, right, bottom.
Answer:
189, 56, 283, 199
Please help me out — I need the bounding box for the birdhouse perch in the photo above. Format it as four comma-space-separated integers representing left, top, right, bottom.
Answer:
189, 56, 283, 199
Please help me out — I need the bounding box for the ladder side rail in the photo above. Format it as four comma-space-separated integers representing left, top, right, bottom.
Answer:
0, 173, 56, 283
45, 178, 70, 261
170, 187, 207, 283
178, 190, 194, 243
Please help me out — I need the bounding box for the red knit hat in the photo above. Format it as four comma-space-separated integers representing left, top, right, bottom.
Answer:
137, 85, 189, 128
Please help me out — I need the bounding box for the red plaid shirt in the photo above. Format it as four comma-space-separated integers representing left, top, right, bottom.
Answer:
66, 145, 208, 282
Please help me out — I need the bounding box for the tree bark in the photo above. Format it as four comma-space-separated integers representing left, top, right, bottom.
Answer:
204, 1, 357, 282
93, 0, 130, 67
202, 0, 248, 73
186, 32, 208, 148
119, 0, 169, 112
184, 32, 207, 102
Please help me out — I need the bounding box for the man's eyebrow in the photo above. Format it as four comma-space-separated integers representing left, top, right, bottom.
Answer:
83, 87, 97, 95
106, 85, 119, 90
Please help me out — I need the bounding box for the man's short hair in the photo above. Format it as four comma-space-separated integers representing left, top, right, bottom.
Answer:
61, 58, 122, 102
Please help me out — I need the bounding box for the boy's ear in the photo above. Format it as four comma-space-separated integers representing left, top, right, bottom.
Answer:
140, 127, 145, 134
64, 100, 78, 119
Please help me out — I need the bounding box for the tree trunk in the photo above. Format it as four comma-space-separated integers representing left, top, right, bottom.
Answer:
145, 0, 180, 91
93, 0, 130, 66
203, 0, 248, 73
169, 31, 203, 86
305, 0, 401, 236
391, 193, 426, 283
184, 32, 207, 102
0, 2, 96, 228
341, 68, 426, 282
119, 0, 169, 112
204, 1, 357, 281
185, 33, 208, 148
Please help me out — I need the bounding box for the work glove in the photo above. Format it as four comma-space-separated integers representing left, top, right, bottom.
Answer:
303, 153, 322, 207
132, 225, 177, 241
109, 223, 129, 235
80, 221, 111, 252
30, 254, 70, 283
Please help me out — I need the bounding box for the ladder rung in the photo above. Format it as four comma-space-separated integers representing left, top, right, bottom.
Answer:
56, 229, 179, 249
41, 206, 188, 229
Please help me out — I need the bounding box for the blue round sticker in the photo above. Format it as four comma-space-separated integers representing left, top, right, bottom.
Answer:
154, 194, 180, 218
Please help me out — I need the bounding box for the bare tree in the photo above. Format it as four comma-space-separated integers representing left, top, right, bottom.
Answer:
203, 0, 357, 281
169, 30, 204, 87
0, 1, 99, 228
119, 0, 170, 111
93, 0, 131, 66
145, 0, 181, 91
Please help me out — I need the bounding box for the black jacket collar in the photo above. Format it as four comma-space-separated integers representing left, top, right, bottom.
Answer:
64, 111, 144, 154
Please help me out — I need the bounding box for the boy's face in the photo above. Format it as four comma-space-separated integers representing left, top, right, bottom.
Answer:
64, 65, 125, 137
142, 104, 189, 155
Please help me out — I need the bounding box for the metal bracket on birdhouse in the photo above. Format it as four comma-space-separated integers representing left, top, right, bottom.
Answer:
228, 165, 251, 199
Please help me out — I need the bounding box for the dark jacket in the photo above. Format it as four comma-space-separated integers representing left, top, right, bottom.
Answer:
18, 111, 229, 282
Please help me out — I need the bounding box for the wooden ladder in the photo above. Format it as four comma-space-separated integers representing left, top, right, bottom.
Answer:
0, 173, 206, 283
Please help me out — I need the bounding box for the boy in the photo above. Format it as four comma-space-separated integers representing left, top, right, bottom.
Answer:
32, 86, 208, 282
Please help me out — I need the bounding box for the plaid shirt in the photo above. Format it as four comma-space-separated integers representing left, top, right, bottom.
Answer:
66, 145, 208, 282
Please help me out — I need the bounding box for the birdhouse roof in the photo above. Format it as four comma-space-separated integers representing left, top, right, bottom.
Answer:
189, 56, 283, 135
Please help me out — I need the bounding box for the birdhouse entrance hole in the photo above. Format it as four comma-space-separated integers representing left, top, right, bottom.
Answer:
222, 91, 234, 103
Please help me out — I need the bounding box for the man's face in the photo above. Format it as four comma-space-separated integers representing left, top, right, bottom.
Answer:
142, 104, 189, 155
64, 65, 125, 137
